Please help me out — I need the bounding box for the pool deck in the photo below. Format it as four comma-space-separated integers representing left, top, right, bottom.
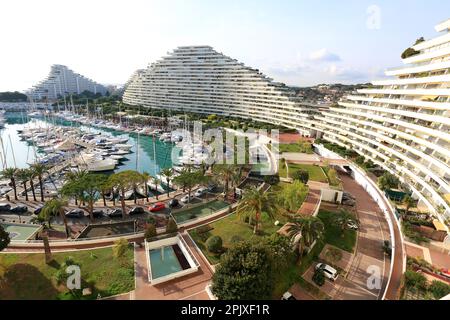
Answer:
128, 232, 213, 300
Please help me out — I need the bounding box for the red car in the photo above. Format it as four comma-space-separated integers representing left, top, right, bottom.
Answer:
149, 202, 166, 212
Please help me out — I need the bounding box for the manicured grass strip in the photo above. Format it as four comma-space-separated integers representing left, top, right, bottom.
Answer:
293, 164, 328, 182
0, 246, 134, 300
318, 210, 357, 253
189, 212, 288, 264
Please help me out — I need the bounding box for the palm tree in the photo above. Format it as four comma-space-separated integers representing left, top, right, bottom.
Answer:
16, 169, 31, 201
213, 164, 236, 196
141, 171, 151, 202
160, 168, 174, 198
151, 175, 159, 200
236, 186, 275, 234
1, 168, 18, 200
30, 163, 48, 202
28, 166, 37, 201
276, 180, 309, 214
334, 210, 357, 236
41, 198, 69, 238
286, 216, 324, 257
108, 170, 143, 217
65, 169, 88, 206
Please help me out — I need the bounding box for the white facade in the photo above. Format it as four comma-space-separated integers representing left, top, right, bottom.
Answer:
27, 64, 107, 101
123, 46, 320, 136
317, 19, 450, 225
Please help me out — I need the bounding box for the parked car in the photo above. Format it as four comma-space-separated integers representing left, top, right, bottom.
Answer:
65, 209, 85, 219
129, 206, 145, 215
207, 184, 218, 192
10, 205, 28, 214
0, 203, 11, 212
347, 220, 359, 230
149, 202, 166, 212
108, 209, 123, 218
33, 205, 44, 215
92, 209, 105, 218
315, 263, 338, 281
194, 187, 207, 197
281, 291, 296, 300
168, 198, 179, 208
180, 195, 192, 204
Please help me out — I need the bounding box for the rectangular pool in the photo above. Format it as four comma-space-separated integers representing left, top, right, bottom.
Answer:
149, 245, 183, 279
1, 223, 42, 241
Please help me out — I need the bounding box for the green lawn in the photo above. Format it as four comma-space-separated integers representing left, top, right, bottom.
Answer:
288, 163, 328, 182
0, 246, 134, 300
318, 210, 357, 253
189, 212, 288, 264
279, 143, 313, 154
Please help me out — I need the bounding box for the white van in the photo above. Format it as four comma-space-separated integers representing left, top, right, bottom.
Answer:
315, 263, 338, 281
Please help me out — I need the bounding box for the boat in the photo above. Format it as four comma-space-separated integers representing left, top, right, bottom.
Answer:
86, 159, 117, 172
115, 144, 133, 151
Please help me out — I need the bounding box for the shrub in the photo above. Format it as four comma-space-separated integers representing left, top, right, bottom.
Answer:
166, 218, 178, 234
206, 235, 223, 253
292, 170, 309, 184
263, 174, 280, 185
230, 235, 244, 244
312, 269, 325, 286
113, 238, 129, 259
144, 224, 157, 241
404, 270, 427, 291
378, 172, 400, 191
429, 280, 450, 299
146, 216, 156, 225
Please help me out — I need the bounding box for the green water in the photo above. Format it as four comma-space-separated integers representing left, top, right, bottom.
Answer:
172, 200, 230, 224
0, 223, 41, 241
0, 112, 175, 174
149, 246, 183, 279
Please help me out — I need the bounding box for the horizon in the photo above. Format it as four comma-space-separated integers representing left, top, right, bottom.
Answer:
0, 0, 449, 92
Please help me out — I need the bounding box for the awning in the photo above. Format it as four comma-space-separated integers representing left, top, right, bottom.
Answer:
432, 219, 447, 232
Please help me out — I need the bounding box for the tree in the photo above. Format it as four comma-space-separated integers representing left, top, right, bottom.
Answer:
108, 170, 143, 217
276, 180, 308, 213
78, 174, 104, 221
160, 168, 174, 198
27, 166, 37, 201
378, 172, 400, 191
173, 170, 203, 204
16, 169, 31, 201
213, 164, 236, 196
1, 167, 18, 200
141, 171, 151, 202
236, 186, 275, 234
402, 195, 415, 216
166, 218, 178, 234
333, 210, 357, 236
292, 169, 309, 184
206, 236, 223, 253
112, 238, 129, 259
211, 241, 275, 300
0, 224, 10, 252
286, 216, 324, 257
64, 169, 87, 205
144, 224, 157, 241
151, 175, 159, 200
41, 198, 69, 238
31, 163, 49, 202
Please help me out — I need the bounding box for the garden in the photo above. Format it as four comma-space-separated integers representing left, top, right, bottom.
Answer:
0, 242, 134, 300
278, 161, 328, 183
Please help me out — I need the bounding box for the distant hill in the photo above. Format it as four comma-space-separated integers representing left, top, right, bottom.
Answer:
0, 91, 28, 102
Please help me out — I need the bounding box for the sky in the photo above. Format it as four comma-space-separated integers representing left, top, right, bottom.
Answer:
0, 0, 449, 91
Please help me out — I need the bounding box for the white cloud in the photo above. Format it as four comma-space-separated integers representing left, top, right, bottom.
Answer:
309, 48, 341, 62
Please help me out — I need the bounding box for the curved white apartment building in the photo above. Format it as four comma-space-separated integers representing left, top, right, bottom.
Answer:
316, 19, 450, 225
122, 46, 319, 136
27, 64, 108, 101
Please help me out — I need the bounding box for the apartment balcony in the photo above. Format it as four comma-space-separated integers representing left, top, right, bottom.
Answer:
385, 59, 450, 76
357, 87, 450, 97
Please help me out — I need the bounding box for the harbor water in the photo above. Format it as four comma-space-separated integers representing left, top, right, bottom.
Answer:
0, 112, 175, 174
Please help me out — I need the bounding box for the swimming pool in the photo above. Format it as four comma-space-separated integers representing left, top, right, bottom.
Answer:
1, 223, 42, 241
145, 235, 200, 284
149, 245, 183, 279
